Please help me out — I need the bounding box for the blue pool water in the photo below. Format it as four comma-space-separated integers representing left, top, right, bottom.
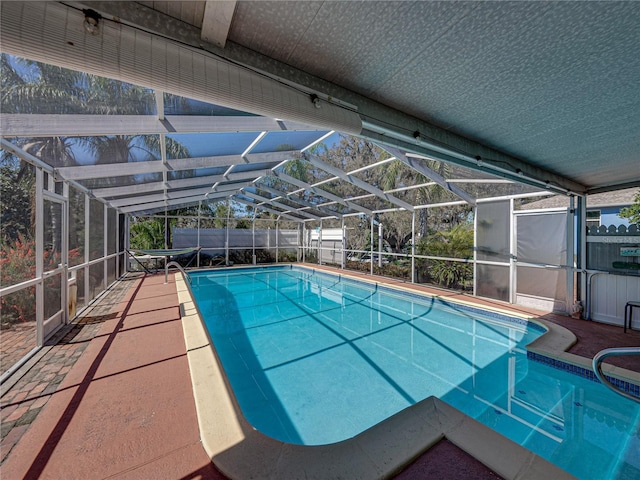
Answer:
189, 266, 640, 480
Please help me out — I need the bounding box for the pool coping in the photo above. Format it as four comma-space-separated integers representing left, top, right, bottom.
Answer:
175, 266, 602, 479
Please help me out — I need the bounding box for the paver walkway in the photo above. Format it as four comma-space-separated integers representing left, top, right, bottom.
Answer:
1, 276, 134, 464
1, 273, 225, 479
1, 322, 37, 376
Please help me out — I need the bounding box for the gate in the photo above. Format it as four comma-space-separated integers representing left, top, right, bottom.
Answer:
514, 209, 572, 313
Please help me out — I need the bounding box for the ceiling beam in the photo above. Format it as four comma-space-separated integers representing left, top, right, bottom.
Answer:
0, 114, 323, 137
273, 171, 372, 216
59, 1, 585, 193
211, 181, 262, 194
381, 146, 477, 206
57, 161, 163, 180
108, 180, 256, 208
201, 1, 236, 48
256, 184, 343, 219
119, 191, 231, 214
168, 150, 297, 171
92, 170, 269, 198
109, 186, 215, 208
242, 191, 322, 220
55, 151, 297, 181
304, 153, 414, 212
233, 197, 303, 223
155, 90, 164, 121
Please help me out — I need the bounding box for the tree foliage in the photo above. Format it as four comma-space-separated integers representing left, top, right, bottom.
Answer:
295, 135, 474, 254
1, 54, 193, 253
619, 190, 640, 225
0, 158, 34, 243
130, 218, 166, 250
417, 224, 474, 290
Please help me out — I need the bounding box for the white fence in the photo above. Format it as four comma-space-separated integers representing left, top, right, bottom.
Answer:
587, 224, 640, 328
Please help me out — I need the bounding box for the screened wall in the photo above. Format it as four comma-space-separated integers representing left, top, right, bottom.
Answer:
515, 210, 570, 312
0, 164, 124, 380
0, 52, 589, 380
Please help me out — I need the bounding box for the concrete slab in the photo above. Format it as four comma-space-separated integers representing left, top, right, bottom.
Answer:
1, 274, 224, 480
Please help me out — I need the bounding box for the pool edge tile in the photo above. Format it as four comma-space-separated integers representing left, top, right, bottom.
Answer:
436, 399, 576, 480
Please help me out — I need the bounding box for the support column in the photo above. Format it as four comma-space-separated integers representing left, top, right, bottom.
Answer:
473, 206, 477, 296
225, 199, 230, 266
378, 221, 383, 268
318, 220, 323, 265
197, 200, 201, 268
509, 198, 516, 304
411, 211, 416, 283
341, 217, 346, 270
63, 182, 70, 323
252, 216, 256, 265
567, 196, 576, 315
576, 195, 587, 314
84, 194, 90, 303
35, 168, 44, 346
370, 216, 374, 276
302, 223, 306, 263
105, 204, 109, 290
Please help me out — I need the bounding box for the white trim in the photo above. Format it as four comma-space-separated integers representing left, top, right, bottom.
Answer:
0, 114, 326, 137
0, 2, 362, 135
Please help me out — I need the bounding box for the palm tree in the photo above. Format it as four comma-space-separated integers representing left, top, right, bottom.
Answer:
130, 217, 165, 250
417, 224, 473, 290
1, 55, 85, 114
82, 75, 155, 115
1, 54, 80, 171
378, 156, 461, 234
1, 54, 194, 259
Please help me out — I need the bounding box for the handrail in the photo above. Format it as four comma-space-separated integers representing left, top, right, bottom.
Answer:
592, 347, 640, 403
165, 261, 192, 285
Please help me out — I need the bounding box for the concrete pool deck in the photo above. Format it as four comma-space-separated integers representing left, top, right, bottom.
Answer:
2, 265, 639, 479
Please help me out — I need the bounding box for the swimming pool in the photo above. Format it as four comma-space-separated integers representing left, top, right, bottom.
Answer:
188, 266, 640, 480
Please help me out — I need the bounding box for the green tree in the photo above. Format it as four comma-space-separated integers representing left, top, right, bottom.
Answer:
417, 224, 473, 290
130, 218, 166, 250
1, 55, 85, 114
619, 190, 640, 225
211, 203, 231, 228
1, 57, 82, 248
1, 54, 192, 252
0, 157, 34, 242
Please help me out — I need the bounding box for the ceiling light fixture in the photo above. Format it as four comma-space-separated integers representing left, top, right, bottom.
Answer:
310, 94, 321, 109
83, 9, 102, 36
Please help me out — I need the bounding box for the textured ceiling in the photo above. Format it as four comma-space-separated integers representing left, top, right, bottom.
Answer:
134, 1, 640, 193
11, 1, 640, 193
223, 1, 640, 192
